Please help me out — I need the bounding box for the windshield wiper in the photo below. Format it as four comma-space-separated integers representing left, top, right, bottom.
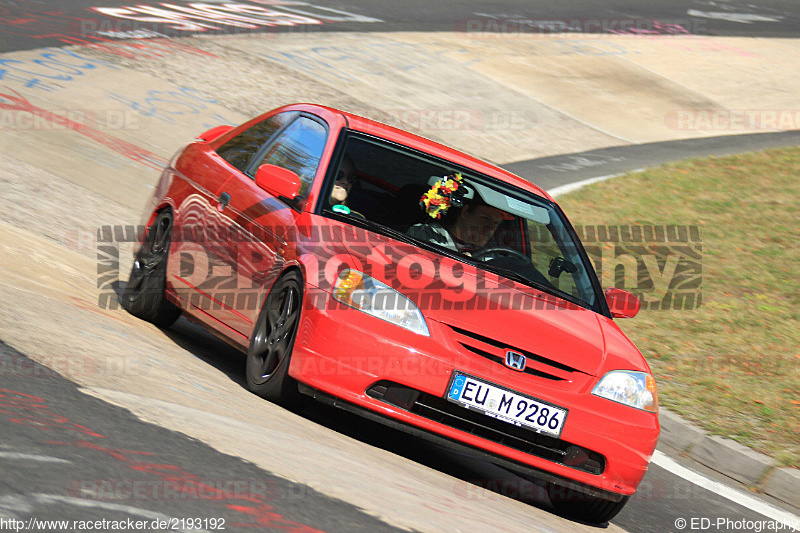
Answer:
478, 262, 586, 308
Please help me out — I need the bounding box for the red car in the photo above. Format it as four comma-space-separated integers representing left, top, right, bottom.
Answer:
123, 103, 659, 524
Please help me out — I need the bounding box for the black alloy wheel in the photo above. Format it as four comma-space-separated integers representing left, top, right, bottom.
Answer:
246, 271, 303, 405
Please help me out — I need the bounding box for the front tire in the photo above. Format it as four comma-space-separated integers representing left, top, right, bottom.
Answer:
121, 210, 181, 328
246, 271, 303, 406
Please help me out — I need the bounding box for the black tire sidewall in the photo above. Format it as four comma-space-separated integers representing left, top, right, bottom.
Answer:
246, 271, 303, 405
122, 210, 181, 328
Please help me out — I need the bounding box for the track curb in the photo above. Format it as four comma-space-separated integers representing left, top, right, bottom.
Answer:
658, 407, 799, 510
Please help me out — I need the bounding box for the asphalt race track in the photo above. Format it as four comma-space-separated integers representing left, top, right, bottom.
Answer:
2, 0, 800, 52
1, 0, 799, 532
0, 341, 402, 532
503, 130, 800, 193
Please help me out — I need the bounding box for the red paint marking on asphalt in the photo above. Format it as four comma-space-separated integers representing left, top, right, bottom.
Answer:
47, 34, 219, 60
3, 363, 326, 528
0, 87, 168, 170
227, 503, 325, 531
0, 8, 217, 59
50, 440, 325, 530
0, 388, 106, 438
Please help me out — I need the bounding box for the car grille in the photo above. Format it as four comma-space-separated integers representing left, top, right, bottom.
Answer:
367, 381, 605, 475
445, 323, 582, 381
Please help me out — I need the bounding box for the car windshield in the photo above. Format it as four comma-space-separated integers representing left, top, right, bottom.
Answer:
320, 133, 601, 311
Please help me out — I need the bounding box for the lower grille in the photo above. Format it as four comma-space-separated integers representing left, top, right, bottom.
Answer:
367, 381, 605, 475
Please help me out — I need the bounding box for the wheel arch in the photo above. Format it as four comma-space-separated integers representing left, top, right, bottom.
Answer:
139, 200, 177, 241
260, 264, 306, 310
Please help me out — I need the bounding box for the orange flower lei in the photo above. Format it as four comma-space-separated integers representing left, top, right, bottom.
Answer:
420, 173, 464, 219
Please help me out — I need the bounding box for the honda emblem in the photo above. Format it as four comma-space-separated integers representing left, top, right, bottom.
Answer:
505, 351, 526, 371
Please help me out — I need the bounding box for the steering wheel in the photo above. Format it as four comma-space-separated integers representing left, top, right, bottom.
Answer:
473, 246, 559, 290
471, 246, 531, 264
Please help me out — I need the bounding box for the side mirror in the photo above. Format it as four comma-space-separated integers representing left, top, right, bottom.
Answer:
196, 125, 233, 142
255, 163, 302, 202
605, 288, 641, 318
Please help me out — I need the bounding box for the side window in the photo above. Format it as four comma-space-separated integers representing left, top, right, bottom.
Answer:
253, 117, 327, 196
216, 112, 295, 171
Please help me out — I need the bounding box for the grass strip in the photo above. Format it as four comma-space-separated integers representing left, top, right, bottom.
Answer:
557, 147, 799, 466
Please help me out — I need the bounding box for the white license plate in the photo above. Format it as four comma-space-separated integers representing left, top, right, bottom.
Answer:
447, 372, 568, 437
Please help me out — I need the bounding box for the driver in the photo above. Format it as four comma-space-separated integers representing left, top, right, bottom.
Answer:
450, 202, 505, 252
329, 156, 357, 207
407, 173, 505, 254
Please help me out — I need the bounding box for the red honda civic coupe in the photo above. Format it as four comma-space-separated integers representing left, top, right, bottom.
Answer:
123, 103, 659, 523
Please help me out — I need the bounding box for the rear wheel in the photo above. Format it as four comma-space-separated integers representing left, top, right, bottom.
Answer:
121, 210, 181, 328
246, 271, 303, 406
547, 484, 629, 524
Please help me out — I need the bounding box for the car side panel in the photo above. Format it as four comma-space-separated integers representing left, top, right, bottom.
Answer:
164, 143, 247, 342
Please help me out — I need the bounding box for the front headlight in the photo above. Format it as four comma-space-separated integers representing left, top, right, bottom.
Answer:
592, 370, 658, 412
333, 269, 430, 337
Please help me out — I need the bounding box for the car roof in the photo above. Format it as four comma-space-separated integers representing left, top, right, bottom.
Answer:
282, 103, 554, 202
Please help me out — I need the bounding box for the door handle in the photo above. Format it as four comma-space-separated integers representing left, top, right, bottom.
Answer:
217, 192, 231, 212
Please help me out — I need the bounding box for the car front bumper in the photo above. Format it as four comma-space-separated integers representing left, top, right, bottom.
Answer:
290, 288, 660, 499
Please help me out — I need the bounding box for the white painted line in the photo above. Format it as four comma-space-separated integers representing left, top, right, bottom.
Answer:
0, 452, 71, 464
546, 170, 644, 197
687, 9, 784, 24
651, 450, 800, 529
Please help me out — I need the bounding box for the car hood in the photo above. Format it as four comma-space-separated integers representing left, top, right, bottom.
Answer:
422, 289, 645, 378
329, 228, 647, 378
